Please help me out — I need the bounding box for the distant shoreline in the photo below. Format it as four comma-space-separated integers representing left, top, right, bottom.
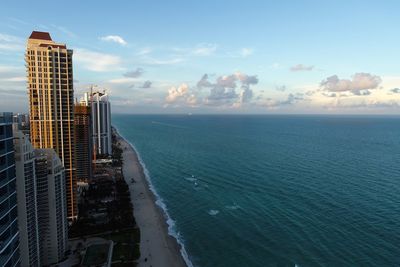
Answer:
114, 128, 188, 267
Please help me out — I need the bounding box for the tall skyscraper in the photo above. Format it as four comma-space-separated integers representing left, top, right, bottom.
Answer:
0, 112, 21, 267
13, 129, 40, 267
26, 31, 77, 219
34, 149, 68, 266
74, 103, 92, 181
81, 91, 112, 156
13, 114, 30, 137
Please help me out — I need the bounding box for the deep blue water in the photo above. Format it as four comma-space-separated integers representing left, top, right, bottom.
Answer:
113, 115, 400, 267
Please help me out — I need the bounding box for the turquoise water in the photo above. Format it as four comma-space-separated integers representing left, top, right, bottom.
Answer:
113, 115, 400, 267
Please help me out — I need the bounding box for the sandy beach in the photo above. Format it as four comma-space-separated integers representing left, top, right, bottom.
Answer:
116, 132, 188, 267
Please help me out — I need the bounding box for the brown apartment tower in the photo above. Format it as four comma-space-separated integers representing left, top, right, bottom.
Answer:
26, 31, 77, 219
74, 103, 92, 182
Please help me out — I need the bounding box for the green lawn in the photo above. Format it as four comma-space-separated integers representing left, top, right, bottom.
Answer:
82, 243, 110, 266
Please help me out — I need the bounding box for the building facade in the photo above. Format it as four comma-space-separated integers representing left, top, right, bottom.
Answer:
34, 149, 68, 266
13, 114, 30, 138
74, 103, 92, 181
81, 91, 112, 156
26, 31, 77, 219
13, 129, 40, 267
0, 113, 21, 267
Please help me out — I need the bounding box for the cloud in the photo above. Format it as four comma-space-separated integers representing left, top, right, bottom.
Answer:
240, 48, 253, 57
282, 93, 305, 105
329, 98, 400, 109
100, 35, 127, 46
0, 59, 28, 111
192, 43, 217, 56
186, 94, 198, 106
290, 64, 314, 72
322, 92, 337, 98
108, 77, 151, 89
235, 73, 259, 85
197, 74, 213, 88
142, 57, 184, 66
166, 83, 189, 103
108, 78, 138, 84
136, 47, 152, 56
269, 63, 282, 70
216, 74, 238, 88
207, 86, 237, 101
1, 76, 25, 82
123, 68, 144, 78
0, 65, 23, 73
389, 88, 400, 94
0, 65, 25, 84
74, 48, 122, 72
197, 72, 259, 106
164, 84, 198, 108
275, 85, 286, 91
141, 80, 152, 88
352, 89, 371, 96
0, 88, 26, 96
0, 87, 28, 113
320, 73, 382, 95
259, 93, 305, 108
0, 33, 24, 51
238, 87, 253, 104
51, 25, 76, 38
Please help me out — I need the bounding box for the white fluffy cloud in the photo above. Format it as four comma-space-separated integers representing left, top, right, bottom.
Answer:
100, 35, 127, 46
165, 83, 198, 107
166, 83, 189, 103
320, 73, 382, 95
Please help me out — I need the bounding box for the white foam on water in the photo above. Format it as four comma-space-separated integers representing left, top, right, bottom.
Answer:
225, 204, 240, 210
114, 126, 195, 267
184, 177, 197, 182
208, 209, 220, 216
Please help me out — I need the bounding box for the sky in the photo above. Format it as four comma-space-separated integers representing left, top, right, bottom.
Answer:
1, 0, 400, 114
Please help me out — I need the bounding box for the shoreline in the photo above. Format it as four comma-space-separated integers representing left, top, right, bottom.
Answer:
114, 129, 189, 267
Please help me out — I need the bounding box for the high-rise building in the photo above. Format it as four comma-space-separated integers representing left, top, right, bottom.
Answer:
74, 103, 92, 181
13, 129, 40, 267
0, 112, 21, 267
26, 31, 77, 219
81, 91, 112, 156
13, 114, 30, 137
12, 114, 29, 129
34, 149, 68, 266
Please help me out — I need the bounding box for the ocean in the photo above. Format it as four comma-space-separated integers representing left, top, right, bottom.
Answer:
113, 114, 400, 267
